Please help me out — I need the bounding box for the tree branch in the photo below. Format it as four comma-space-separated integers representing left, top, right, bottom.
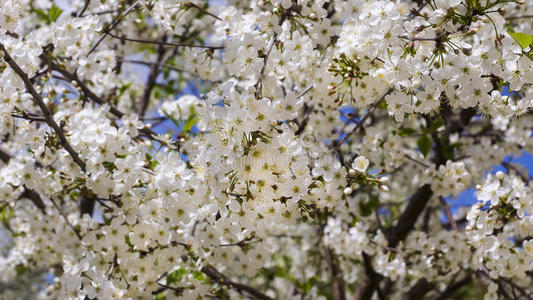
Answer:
46, 58, 169, 145
336, 88, 392, 148
0, 147, 47, 214
87, 0, 140, 55
201, 265, 273, 300
1, 43, 86, 173
137, 35, 167, 116
324, 247, 346, 300
386, 184, 433, 248
183, 1, 221, 21
50, 197, 82, 240
108, 32, 224, 50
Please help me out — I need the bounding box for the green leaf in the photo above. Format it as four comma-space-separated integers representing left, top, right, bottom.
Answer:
102, 161, 116, 172
166, 267, 187, 285
429, 116, 445, 133
15, 264, 27, 277
184, 116, 198, 132
32, 5, 62, 25
359, 196, 380, 217
48, 5, 63, 23
33, 8, 49, 23
192, 270, 207, 282
162, 109, 181, 128
184, 110, 198, 132
417, 135, 432, 158
508, 31, 533, 49
398, 127, 417, 137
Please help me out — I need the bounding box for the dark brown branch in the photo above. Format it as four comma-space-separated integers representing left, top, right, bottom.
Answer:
184, 1, 221, 21
108, 32, 224, 50
354, 253, 384, 300
502, 161, 531, 184
254, 33, 278, 99
324, 247, 346, 300
1, 43, 86, 173
50, 197, 82, 240
0, 147, 11, 164
46, 59, 125, 118
435, 276, 472, 300
201, 265, 273, 300
336, 88, 392, 148
440, 197, 459, 232
404, 154, 430, 168
153, 283, 186, 294
87, 0, 140, 55
11, 112, 47, 122
137, 35, 167, 116
77, 0, 91, 17
0, 147, 46, 214
119, 58, 187, 74
506, 15, 533, 20
46, 58, 167, 145
20, 187, 47, 214
386, 184, 433, 248
403, 278, 433, 300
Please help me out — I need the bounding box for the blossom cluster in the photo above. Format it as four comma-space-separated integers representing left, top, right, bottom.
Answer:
0, 0, 532, 299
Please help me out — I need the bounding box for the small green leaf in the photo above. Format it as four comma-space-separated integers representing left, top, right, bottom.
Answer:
359, 196, 380, 217
167, 268, 187, 285
508, 31, 533, 49
33, 8, 49, 23
48, 5, 63, 23
417, 135, 432, 158
429, 117, 445, 133
162, 109, 181, 128
398, 127, 417, 137
33, 5, 62, 24
184, 115, 198, 132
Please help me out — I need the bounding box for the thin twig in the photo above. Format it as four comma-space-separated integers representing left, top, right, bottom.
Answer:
297, 84, 314, 98
404, 154, 430, 168
108, 32, 224, 50
47, 59, 170, 145
336, 88, 392, 148
137, 35, 167, 116
1, 43, 86, 172
50, 198, 82, 240
506, 14, 533, 20
78, 0, 91, 17
184, 2, 221, 21
439, 197, 458, 232
119, 58, 186, 73
324, 247, 346, 300
201, 265, 273, 300
254, 33, 277, 99
87, 0, 140, 55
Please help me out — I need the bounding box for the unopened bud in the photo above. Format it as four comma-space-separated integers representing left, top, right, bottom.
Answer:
344, 187, 353, 194
379, 176, 389, 183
